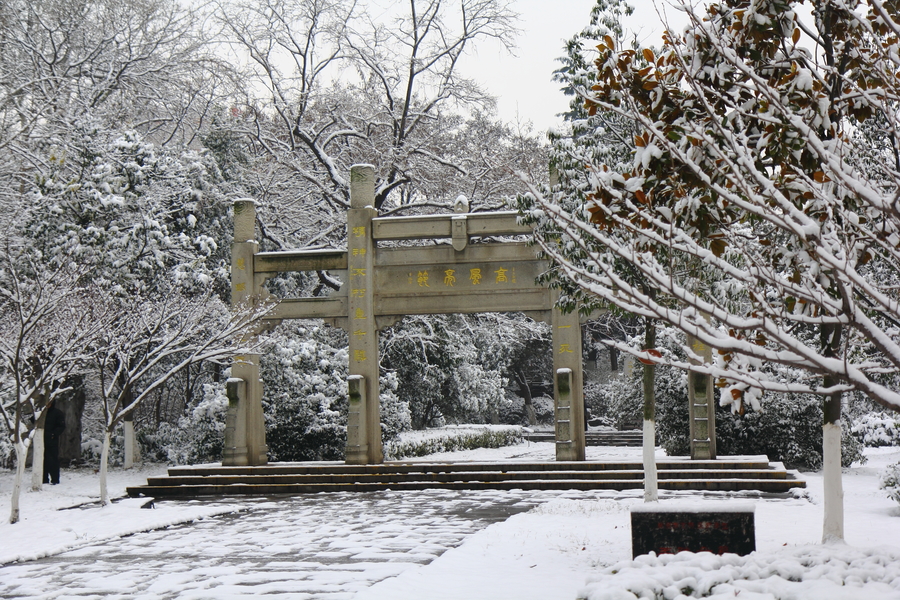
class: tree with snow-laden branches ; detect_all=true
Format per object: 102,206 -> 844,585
88,287 -> 271,505
0,253 -> 110,524
519,0 -> 900,542
213,0 -> 543,251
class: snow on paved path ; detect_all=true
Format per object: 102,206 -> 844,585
0,489 -> 547,599
3,443 -> 900,600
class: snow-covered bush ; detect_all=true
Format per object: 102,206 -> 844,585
384,425 -> 524,460
382,313 -> 549,429
577,545 -> 900,600
261,323 -> 411,462
81,426 -> 126,466
852,412 -> 900,447
150,383 -> 229,465
0,434 -> 13,469
881,462 -> 900,505
498,391 -> 555,426
262,325 -> 350,461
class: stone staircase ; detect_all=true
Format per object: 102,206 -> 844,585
127,458 -> 804,499
525,429 -> 644,446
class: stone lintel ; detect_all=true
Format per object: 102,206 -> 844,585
254,250 -> 349,273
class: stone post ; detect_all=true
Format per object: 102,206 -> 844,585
346,165 -> 383,464
123,414 -> 140,469
223,199 -> 268,466
552,296 -> 585,461
687,330 -> 717,460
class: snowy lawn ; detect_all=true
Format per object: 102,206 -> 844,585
1,443 -> 899,600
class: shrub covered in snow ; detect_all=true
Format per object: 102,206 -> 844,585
657,384 -> 865,470
0,435 -> 12,470
881,462 -> 900,506
498,391 -> 555,426
382,313 -> 546,429
148,383 -> 230,465
383,425 -> 524,460
852,412 -> 900,447
262,324 -> 410,462
577,545 -> 900,600
591,370 -> 647,430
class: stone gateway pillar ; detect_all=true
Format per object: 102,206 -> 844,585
687,332 -> 716,460
223,199 -> 268,466
345,165 -> 383,464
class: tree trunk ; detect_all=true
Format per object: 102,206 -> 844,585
10,441 -> 27,524
100,431 -> 111,506
642,318 -> 658,503
821,322 -> 844,543
30,428 -> 44,492
515,367 -> 537,426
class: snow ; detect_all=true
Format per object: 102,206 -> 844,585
1,444 -> 900,599
630,501 -> 755,514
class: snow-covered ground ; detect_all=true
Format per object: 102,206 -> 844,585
1,443 -> 899,599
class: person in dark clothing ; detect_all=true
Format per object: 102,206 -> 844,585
43,402 -> 66,485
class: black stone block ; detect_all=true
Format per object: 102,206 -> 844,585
631,507 -> 755,557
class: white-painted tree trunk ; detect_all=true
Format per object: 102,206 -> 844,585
643,419 -> 658,502
30,429 -> 44,491
822,421 -> 844,543
10,441 -> 27,524
99,431 -> 111,506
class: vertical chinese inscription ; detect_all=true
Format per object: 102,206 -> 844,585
346,164 -> 382,464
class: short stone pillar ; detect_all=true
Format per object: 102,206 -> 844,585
631,503 -> 755,557
123,415 -> 141,469
552,296 -> 584,461
687,331 -> 716,460
224,355 -> 268,466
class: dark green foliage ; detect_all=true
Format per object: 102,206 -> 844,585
656,383 -> 865,470
607,364 -> 865,470
260,323 -> 411,462
384,426 -> 524,460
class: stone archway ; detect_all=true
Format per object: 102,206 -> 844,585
224,164 -> 587,466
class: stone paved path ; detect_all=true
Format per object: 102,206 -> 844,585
0,489 -> 548,599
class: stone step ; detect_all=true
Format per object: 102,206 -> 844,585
127,458 -> 804,499
162,459 -> 775,477
129,477 -> 801,498
144,468 -> 789,488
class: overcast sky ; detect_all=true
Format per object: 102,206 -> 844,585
459,0 -> 688,133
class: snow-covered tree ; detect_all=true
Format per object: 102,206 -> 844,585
87,287 -> 268,505
546,0 -> 671,501
0,0 -> 224,152
520,0 -> 900,542
25,130 -> 233,298
382,313 -> 547,429
0,252 -> 108,523
213,0 -> 541,250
